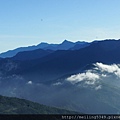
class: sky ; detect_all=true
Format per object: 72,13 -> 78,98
0,0 -> 120,52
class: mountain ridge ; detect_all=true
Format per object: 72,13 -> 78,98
12,49 -> 54,61
0,40 -> 89,58
0,39 -> 120,114
0,95 -> 78,114
2,39 -> 119,84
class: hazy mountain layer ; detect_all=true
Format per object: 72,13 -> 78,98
12,49 -> 54,61
0,39 -> 120,114
9,39 -> 120,83
0,40 -> 89,58
0,95 -> 78,114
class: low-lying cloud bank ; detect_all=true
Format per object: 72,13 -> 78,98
67,71 -> 99,84
66,62 -> 120,87
94,62 -> 120,77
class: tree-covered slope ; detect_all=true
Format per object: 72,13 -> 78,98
0,95 -> 78,114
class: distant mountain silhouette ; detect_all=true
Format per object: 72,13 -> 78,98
0,40 -> 88,58
55,40 -> 75,50
0,43 -> 50,58
70,42 -> 90,50
12,49 -> 54,61
34,40 -> 89,50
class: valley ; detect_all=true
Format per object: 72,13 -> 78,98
0,39 -> 120,114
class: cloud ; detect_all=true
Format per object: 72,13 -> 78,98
101,74 -> 107,77
115,70 -> 120,77
53,82 -> 62,86
94,62 -> 120,78
94,62 -> 119,73
27,81 -> 32,85
66,71 -> 99,84
66,62 -> 120,87
95,85 -> 102,90
85,80 -> 96,85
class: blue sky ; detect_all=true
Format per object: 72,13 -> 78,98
0,0 -> 120,52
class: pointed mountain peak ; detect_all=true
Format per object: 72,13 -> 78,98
62,39 -> 73,44
37,42 -> 49,48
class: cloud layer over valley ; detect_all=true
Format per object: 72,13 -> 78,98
1,62 -> 120,114
66,62 -> 120,89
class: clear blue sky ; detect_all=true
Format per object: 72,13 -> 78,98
0,0 -> 120,52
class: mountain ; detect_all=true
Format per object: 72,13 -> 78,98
1,62 -> 120,114
38,42 -> 58,50
0,40 -> 88,58
12,49 -> 54,61
0,39 -> 119,83
1,39 -> 120,80
10,39 -> 120,83
70,41 -> 90,50
0,39 -> 120,114
0,43 -> 50,58
55,40 -> 75,50
0,95 -> 78,114
63,62 -> 120,114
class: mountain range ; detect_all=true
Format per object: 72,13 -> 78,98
0,40 -> 89,58
0,39 -> 120,114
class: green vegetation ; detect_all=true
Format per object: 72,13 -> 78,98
0,95 -> 78,114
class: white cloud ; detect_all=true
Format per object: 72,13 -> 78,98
66,62 -> 120,87
115,69 -> 120,78
101,74 -> 107,77
27,81 -> 32,85
53,82 -> 62,86
66,71 -> 99,84
94,62 -> 120,78
95,85 -> 102,90
94,62 -> 119,73
85,80 -> 96,85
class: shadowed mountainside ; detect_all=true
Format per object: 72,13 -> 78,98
0,95 -> 78,114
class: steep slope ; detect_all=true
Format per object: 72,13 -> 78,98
0,95 -> 78,114
1,63 -> 120,114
